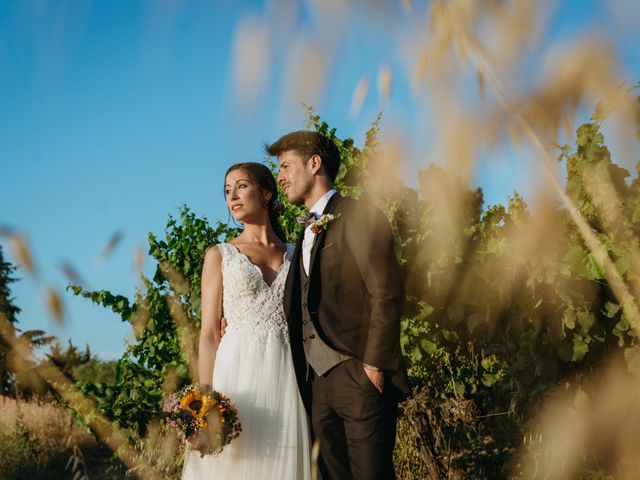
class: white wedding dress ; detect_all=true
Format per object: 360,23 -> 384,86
182,243 -> 311,480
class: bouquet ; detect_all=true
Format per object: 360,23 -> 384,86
163,384 -> 242,457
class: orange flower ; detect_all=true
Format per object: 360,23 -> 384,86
181,390 -> 204,417
198,396 -> 214,420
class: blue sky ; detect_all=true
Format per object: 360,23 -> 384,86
1,0 -> 639,360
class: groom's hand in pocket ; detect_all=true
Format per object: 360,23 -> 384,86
363,364 -> 384,393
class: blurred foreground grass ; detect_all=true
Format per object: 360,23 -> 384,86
0,396 -> 626,479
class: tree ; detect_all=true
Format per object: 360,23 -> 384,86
0,245 -> 56,396
42,339 -> 116,384
0,245 -> 21,394
0,245 -> 21,324
45,340 -> 93,380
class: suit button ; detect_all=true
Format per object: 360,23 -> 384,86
302,302 -> 307,309
302,320 -> 307,325
302,336 -> 307,342
309,334 -> 315,339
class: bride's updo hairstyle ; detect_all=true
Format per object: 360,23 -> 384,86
224,162 -> 287,242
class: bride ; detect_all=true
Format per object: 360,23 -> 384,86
182,162 -> 311,479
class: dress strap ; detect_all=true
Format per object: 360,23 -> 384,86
216,243 -> 237,274
216,242 -> 233,258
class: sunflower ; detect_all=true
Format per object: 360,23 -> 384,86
197,396 -> 216,422
181,390 -> 204,417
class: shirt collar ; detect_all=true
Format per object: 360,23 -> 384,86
309,189 -> 337,218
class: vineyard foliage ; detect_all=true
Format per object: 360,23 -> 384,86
69,90 -> 640,440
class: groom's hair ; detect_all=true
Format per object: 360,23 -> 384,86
264,131 -> 341,183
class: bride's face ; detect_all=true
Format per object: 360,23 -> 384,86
225,169 -> 270,223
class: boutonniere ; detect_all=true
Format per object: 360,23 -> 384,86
309,213 -> 341,234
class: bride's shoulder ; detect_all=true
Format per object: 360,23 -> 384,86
201,245 -> 224,278
204,244 -> 226,261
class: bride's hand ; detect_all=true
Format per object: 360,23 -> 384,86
220,317 -> 227,337
186,433 -> 205,452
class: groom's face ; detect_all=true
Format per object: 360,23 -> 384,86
277,150 -> 314,206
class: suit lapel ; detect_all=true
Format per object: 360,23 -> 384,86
307,193 -> 342,279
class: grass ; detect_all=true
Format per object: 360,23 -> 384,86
7,393 -> 612,480
0,395 -> 515,480
0,396 -> 127,480
1,394 -> 436,480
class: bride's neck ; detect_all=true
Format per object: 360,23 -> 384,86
239,222 -> 279,245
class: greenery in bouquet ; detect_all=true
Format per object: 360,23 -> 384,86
163,384 -> 242,457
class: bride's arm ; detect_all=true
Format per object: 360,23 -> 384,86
198,246 -> 223,388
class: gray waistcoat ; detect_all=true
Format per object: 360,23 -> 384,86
300,257 -> 351,377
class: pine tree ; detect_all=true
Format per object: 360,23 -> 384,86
0,244 -> 21,324
0,245 -> 55,396
0,245 -> 21,394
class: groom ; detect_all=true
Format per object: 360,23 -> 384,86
266,131 -> 410,479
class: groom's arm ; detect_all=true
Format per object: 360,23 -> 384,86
344,199 -> 404,372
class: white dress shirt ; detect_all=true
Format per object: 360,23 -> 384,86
302,189 -> 336,275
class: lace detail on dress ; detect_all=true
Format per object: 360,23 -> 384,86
217,243 -> 293,342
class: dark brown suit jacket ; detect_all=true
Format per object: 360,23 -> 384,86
283,193 -> 410,410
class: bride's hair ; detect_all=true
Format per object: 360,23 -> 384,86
224,162 -> 287,242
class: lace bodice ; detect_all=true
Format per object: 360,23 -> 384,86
217,243 -> 293,341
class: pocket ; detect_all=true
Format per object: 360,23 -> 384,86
320,248 -> 339,265
352,360 -> 381,395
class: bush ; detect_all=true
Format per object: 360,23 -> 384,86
66,89 -> 640,476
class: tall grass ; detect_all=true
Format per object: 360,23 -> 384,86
0,396 -> 126,480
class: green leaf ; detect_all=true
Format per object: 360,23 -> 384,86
576,309 -> 595,333
571,336 -> 589,362
420,339 -> 437,355
452,380 -> 466,397
411,346 -> 423,362
613,316 -> 630,346
603,301 -> 621,319
562,309 -> 576,331
441,329 -> 460,342
481,355 -> 495,371
481,372 -> 499,387
584,254 -> 605,280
